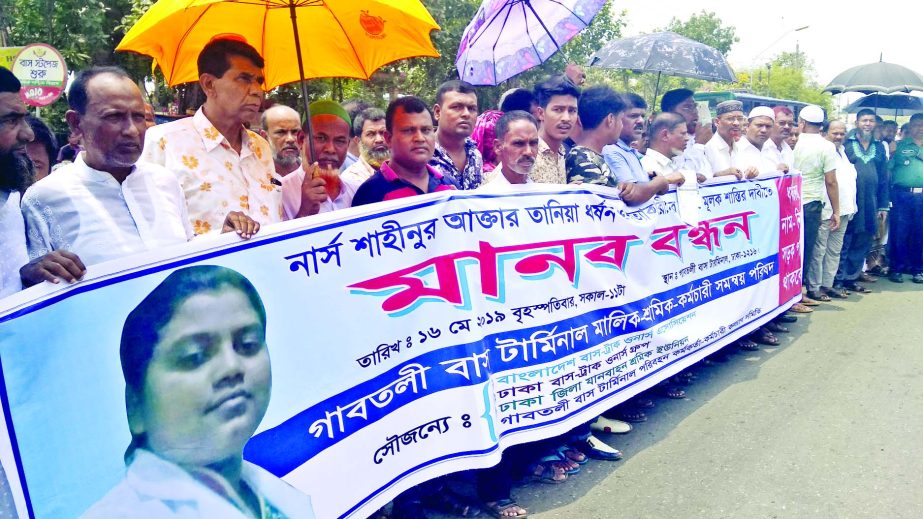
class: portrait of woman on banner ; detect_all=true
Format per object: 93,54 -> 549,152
82,265 -> 314,519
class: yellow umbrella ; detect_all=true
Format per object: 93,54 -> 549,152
117,0 -> 441,156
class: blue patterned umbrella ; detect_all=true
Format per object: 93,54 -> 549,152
456,0 -> 607,86
588,31 -> 737,99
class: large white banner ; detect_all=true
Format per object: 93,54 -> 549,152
0,176 -> 803,518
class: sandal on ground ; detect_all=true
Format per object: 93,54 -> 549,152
658,384 -> 686,399
805,290 -> 830,302
823,286 -> 848,299
484,499 -> 528,518
614,407 -> 647,423
789,303 -> 814,313
555,444 -> 588,465
421,488 -> 481,517
736,338 -> 760,351
843,281 -> 872,293
765,321 -> 789,333
800,295 -> 821,306
525,458 -> 567,484
751,328 -> 780,346
630,396 -> 655,409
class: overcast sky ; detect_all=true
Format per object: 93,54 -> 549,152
612,0 -> 923,105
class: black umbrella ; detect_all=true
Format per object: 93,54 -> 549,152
824,59 -> 923,94
587,31 -> 737,101
844,93 -> 923,116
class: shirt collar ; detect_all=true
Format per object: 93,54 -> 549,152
380,161 -> 442,182
73,152 -> 135,185
538,137 -> 564,157
193,107 -> 253,156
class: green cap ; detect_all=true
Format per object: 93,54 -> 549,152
308,99 -> 351,127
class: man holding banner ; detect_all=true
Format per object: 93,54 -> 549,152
20,67 -> 260,270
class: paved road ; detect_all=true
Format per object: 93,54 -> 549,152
511,281 -> 923,519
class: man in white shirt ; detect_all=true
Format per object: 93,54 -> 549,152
2,66 -> 91,294
807,120 -> 857,300
21,67 -> 259,270
734,106 -> 778,177
280,99 -> 359,219
762,106 -> 795,171
638,112 -> 688,186
340,107 -> 389,186
260,104 -> 302,177
660,89 -> 711,182
704,100 -> 746,180
143,38 -> 284,233
481,110 -> 539,186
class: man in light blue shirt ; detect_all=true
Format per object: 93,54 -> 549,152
602,92 -> 649,184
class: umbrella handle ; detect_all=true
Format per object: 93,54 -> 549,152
289,4 -> 316,162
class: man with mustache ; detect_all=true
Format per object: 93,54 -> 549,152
836,108 -> 889,290
430,80 -> 483,190
887,113 -> 923,283
661,88 -> 712,182
341,107 -> 389,186
20,67 -> 259,274
704,100 -> 746,181
530,75 -> 579,185
280,100 -> 356,219
260,104 -> 302,177
481,110 -> 539,186
733,106 -> 777,179
762,106 -> 795,172
143,37 -> 282,234
602,92 -> 679,204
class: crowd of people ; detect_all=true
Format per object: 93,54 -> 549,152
1,36 -> 922,519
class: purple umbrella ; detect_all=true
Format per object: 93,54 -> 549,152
456,0 -> 607,86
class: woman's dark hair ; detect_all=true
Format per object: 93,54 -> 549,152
26,116 -> 58,166
120,265 -> 266,458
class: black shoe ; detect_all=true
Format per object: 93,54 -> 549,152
889,272 -> 904,283
913,273 -> 923,284
776,314 -> 798,323
843,281 -> 872,293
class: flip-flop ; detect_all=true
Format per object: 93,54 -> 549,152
484,499 -> 529,519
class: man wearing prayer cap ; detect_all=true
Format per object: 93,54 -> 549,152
280,99 -> 360,219
704,100 -> 746,180
733,106 -> 778,179
794,104 -> 840,301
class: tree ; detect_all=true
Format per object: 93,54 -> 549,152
664,10 -> 739,55
733,51 -> 832,113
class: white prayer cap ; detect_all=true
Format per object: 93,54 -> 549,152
799,105 -> 825,124
748,106 -> 775,121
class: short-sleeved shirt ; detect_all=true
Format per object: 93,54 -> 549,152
889,139 -> 923,188
566,145 -> 616,187
530,137 -> 567,184
351,161 -> 459,207
794,132 -> 839,203
602,139 -> 649,183
429,138 -> 483,190
142,107 -> 283,233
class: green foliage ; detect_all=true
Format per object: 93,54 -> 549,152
732,51 -> 832,113
664,10 -> 739,55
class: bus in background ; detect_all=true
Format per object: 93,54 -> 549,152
694,91 -> 809,119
